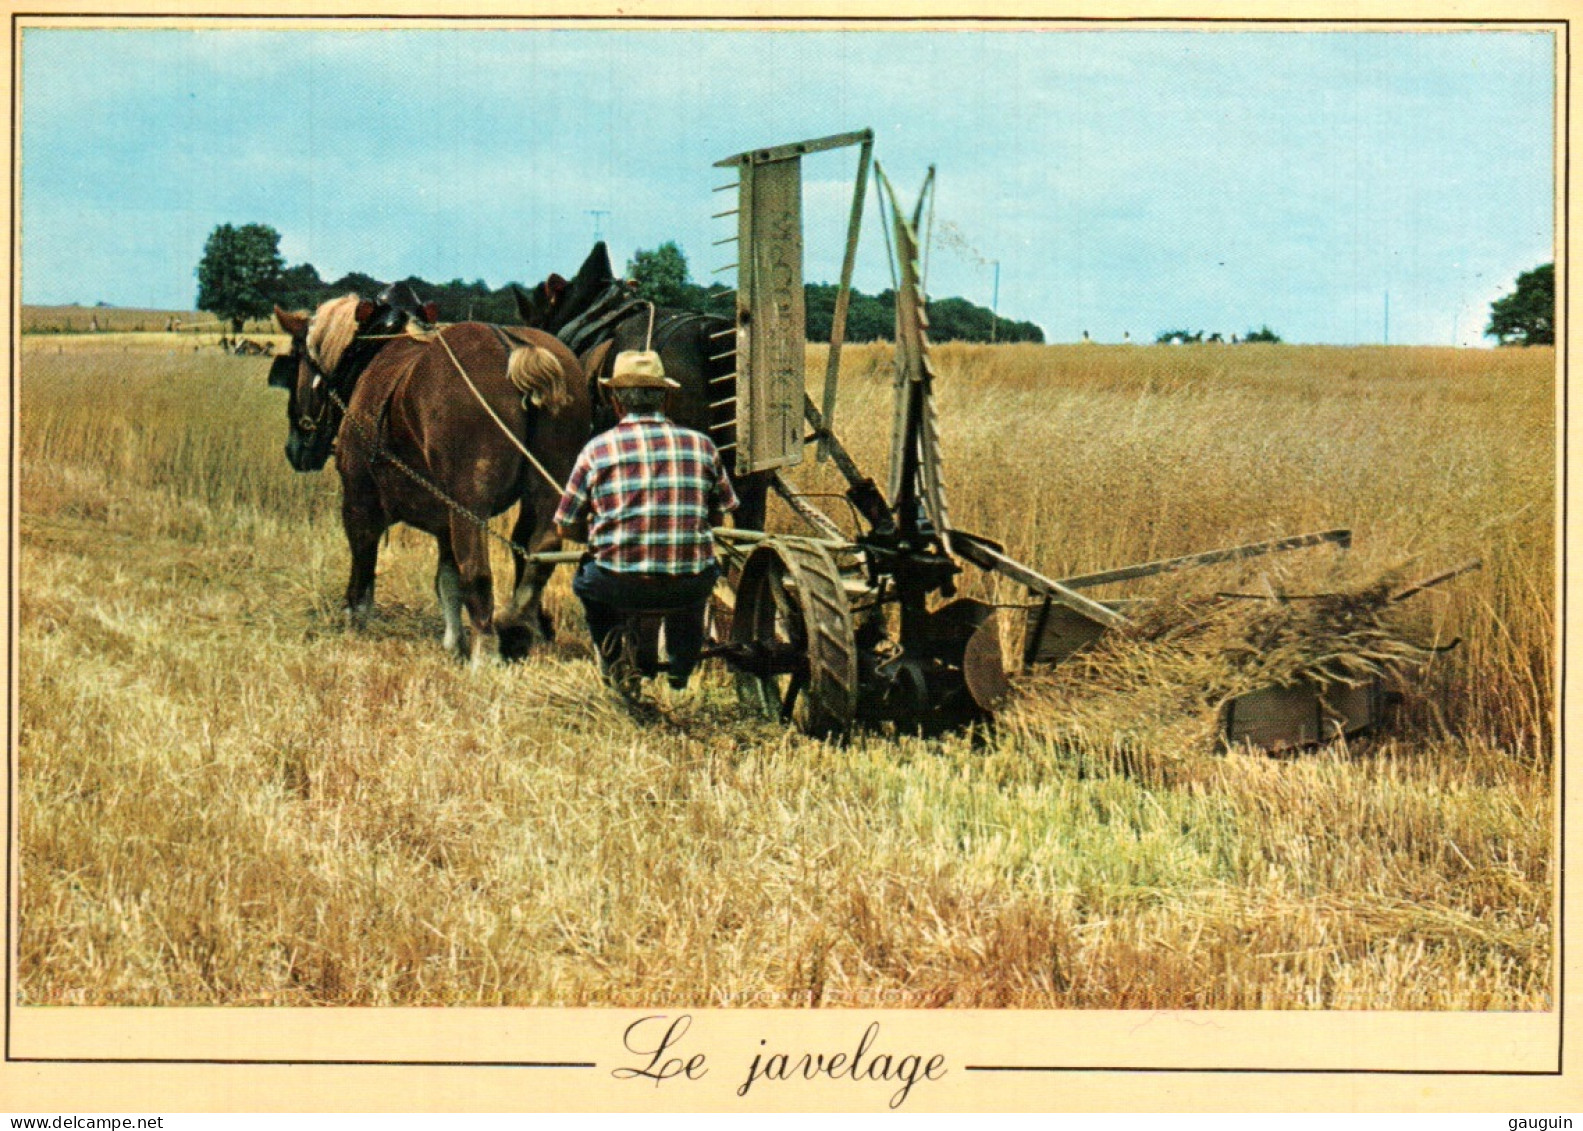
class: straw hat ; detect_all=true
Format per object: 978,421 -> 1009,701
604,350 -> 680,390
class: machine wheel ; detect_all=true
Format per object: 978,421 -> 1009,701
730,536 -> 860,736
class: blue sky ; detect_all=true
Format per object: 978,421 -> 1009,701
21,25 -> 1555,345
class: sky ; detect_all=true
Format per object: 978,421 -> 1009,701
20,25 -> 1556,346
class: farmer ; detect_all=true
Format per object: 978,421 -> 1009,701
555,349 -> 738,693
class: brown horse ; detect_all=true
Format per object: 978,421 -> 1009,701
272,295 -> 589,662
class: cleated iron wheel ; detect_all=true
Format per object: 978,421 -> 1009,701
730,536 -> 860,737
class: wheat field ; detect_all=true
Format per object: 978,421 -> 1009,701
15,331 -> 1555,1009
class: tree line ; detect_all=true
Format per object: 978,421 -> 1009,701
199,224 -> 1554,349
197,224 -> 1045,344
626,242 -> 1044,343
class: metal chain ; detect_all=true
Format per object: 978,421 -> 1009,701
324,384 -> 543,563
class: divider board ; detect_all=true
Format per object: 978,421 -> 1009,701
734,155 -> 806,474
714,130 -> 871,476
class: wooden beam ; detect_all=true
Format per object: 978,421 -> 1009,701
713,527 -> 852,552
819,136 -> 873,462
954,538 -> 1130,629
1056,529 -> 1353,591
714,129 -> 874,168
803,395 -> 878,497
1391,558 -> 1482,602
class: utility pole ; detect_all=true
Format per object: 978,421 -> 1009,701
1383,290 -> 1390,345
991,260 -> 1000,344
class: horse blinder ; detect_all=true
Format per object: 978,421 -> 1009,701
267,354 -> 296,390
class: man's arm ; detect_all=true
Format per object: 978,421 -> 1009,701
708,443 -> 741,525
554,450 -> 593,543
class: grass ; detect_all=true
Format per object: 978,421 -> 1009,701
15,336 -> 1555,1008
21,304 -> 276,335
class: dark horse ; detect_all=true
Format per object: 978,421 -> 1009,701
514,242 -> 771,530
270,293 -> 589,662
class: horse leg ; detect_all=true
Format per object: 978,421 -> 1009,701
342,494 -> 385,630
497,496 -> 559,661
450,515 -> 497,667
434,533 -> 467,660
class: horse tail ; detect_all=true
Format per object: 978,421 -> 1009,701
507,344 -> 572,413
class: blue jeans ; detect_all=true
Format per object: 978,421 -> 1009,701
571,560 -> 720,687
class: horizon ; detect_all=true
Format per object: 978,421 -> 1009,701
20,24 -> 1556,347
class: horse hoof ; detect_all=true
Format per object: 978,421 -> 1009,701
498,624 -> 536,663
469,632 -> 500,668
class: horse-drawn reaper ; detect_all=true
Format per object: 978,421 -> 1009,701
267,129 -> 1468,748
558,128 -> 1465,745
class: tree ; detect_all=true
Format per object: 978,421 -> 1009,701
195,223 -> 286,333
273,262 -> 325,312
322,271 -> 383,301
1244,325 -> 1282,343
628,241 -> 691,308
1486,263 -> 1554,346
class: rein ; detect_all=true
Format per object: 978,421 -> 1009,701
299,317 -> 571,564
310,320 -> 568,496
430,328 -> 567,496
321,379 -> 545,565
295,347 -> 348,436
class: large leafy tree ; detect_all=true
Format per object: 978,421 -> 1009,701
195,223 -> 286,332
628,241 -> 691,308
1486,263 -> 1554,346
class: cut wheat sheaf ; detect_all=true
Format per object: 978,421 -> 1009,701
1005,568 -> 1453,764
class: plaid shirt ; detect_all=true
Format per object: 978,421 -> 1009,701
555,413 -> 739,574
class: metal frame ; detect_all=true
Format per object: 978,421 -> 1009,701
697,128 -> 1459,745
699,128 -> 1382,738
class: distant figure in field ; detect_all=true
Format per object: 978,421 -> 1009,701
1081,330 -> 1090,343
88,315 -> 99,333
1122,331 -> 1132,344
1230,333 -> 1240,345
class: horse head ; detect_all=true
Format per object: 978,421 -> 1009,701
515,241 -> 615,334
376,281 -> 439,328
270,293 -> 406,472
512,275 -> 566,330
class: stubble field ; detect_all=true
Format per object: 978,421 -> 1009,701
15,331 -> 1556,1009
